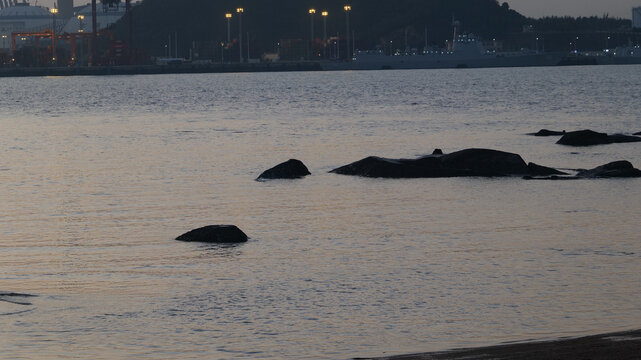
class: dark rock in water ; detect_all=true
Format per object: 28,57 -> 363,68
525,160 -> 641,180
635,131 -> 641,136
256,159 -> 311,180
176,225 -> 248,243
432,148 -> 443,155
527,162 -> 568,176
557,129 -> 641,146
330,148 -> 555,178
529,129 -> 566,136
557,129 -> 610,146
438,148 -> 530,176
330,156 -> 473,178
576,161 -> 641,178
607,134 -> 641,143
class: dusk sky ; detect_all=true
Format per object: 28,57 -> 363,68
36,0 -> 639,19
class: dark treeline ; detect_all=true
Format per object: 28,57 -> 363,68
112,0 -> 635,58
531,16 -> 631,33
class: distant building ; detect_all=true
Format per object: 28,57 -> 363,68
634,7 -> 641,29
0,1 -> 139,50
0,2 -> 51,50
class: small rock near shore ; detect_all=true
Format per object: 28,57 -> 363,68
176,225 -> 248,243
257,159 -> 311,180
529,129 -> 566,136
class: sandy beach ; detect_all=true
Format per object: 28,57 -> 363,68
357,329 -> 641,359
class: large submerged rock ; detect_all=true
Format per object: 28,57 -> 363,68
330,148 -> 566,178
176,225 -> 248,243
556,130 -> 641,146
256,159 -> 311,180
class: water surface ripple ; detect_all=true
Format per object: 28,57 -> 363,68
1,66 -> 640,359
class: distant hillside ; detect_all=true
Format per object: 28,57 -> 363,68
113,0 -> 526,57
111,0 -> 636,59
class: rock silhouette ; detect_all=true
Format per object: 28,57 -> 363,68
556,130 -> 641,146
330,148 -> 566,178
257,159 -> 311,180
529,129 -> 566,136
576,161 -> 641,178
525,161 -> 641,180
176,225 -> 248,243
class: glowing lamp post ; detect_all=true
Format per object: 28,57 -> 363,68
78,14 -> 85,32
225,13 -> 232,43
236,7 -> 244,62
309,9 -> 316,59
344,5 -> 351,61
307,9 -> 316,59
322,11 -> 328,59
50,8 -> 58,64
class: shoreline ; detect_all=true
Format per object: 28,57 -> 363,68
354,329 -> 641,359
0,62 -> 323,78
1,58 -> 640,78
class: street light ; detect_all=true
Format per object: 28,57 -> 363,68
236,7 -> 244,62
309,9 -> 316,59
78,14 -> 85,32
322,11 -> 328,59
225,13 -> 232,43
344,5 -> 351,61
50,8 -> 58,64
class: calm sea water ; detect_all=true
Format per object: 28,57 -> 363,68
1,66 -> 640,359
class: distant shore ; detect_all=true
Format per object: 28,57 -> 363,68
356,329 -> 641,360
0,62 -> 323,78
2,57 -> 641,78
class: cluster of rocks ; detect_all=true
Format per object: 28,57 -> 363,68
330,148 -> 564,178
178,130 -> 640,243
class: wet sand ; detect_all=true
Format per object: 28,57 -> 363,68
356,329 -> 641,359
